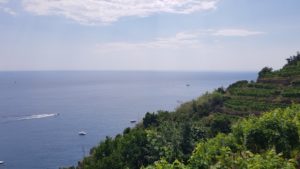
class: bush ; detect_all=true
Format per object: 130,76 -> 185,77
232,106 -> 300,157
258,67 -> 273,78
143,112 -> 159,128
210,115 -> 232,135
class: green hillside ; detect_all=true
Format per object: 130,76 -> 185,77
63,52 -> 300,169
222,52 -> 300,115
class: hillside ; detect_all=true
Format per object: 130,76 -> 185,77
222,52 -> 300,115
64,52 -> 300,169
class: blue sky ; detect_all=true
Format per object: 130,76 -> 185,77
0,0 -> 299,71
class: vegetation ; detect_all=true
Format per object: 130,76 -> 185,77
146,105 -> 300,169
258,52 -> 300,78
64,52 -> 300,169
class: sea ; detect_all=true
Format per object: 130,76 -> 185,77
0,71 -> 256,169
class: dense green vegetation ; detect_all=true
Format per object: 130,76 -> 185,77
63,52 -> 300,169
145,105 -> 300,169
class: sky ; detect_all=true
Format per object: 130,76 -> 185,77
0,0 -> 300,71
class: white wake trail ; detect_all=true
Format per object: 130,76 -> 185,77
16,113 -> 59,120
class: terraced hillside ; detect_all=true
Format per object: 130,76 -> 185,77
221,52 -> 300,115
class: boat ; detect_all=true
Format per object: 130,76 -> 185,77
130,120 -> 137,123
0,161 -> 4,164
78,131 -> 87,136
186,84 -> 190,87
177,100 -> 183,104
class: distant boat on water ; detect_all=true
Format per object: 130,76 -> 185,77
0,161 -> 4,164
78,131 -> 87,136
130,120 -> 137,123
186,84 -> 190,87
177,100 -> 183,104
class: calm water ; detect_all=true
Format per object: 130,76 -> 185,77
0,71 -> 256,169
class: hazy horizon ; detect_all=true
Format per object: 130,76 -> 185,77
1,0 -> 299,71
0,69 -> 259,73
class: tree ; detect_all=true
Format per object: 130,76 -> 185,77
121,129 -> 149,169
258,67 -> 273,78
180,122 -> 193,162
233,106 -> 300,157
285,51 -> 300,67
210,115 -> 231,136
143,112 -> 158,128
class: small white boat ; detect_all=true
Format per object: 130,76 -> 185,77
0,161 -> 4,164
78,131 -> 87,136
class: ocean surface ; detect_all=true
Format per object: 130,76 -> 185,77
0,71 -> 256,169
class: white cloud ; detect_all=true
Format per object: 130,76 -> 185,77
92,28 -> 266,70
22,0 -> 219,25
213,29 -> 264,37
0,0 -> 16,15
91,29 -> 271,71
95,31 -> 204,52
96,29 -> 264,52
1,7 -> 16,15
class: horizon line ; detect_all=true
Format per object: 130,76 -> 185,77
0,69 -> 259,73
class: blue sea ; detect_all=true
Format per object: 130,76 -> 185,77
0,71 -> 256,169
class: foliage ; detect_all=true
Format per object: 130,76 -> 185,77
228,80 -> 249,89
210,114 -> 232,135
175,91 -> 224,118
258,52 -> 300,78
143,159 -> 188,169
143,112 -> 159,128
79,128 -> 153,169
233,106 -> 300,157
189,133 -> 240,168
285,52 -> 300,67
258,67 -> 273,78
147,105 -> 300,169
192,92 -> 224,117
180,122 -> 193,161
282,88 -> 300,97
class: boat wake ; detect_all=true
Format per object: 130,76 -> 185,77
16,113 -> 59,121
0,113 -> 60,123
